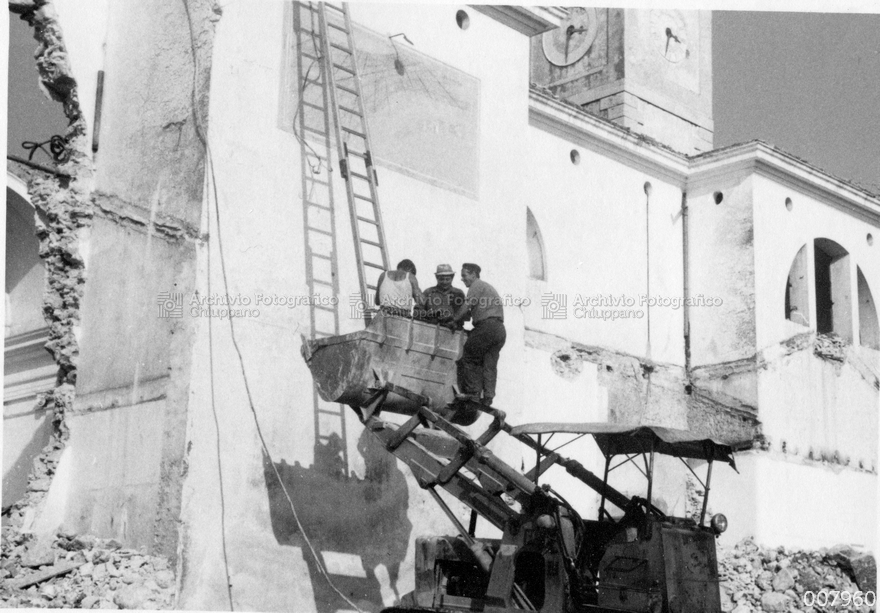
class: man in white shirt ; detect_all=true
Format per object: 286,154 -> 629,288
375,259 -> 423,317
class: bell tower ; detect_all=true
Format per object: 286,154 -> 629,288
530,8 -> 713,155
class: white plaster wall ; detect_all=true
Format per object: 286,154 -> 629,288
522,126 -> 685,366
757,346 -> 877,472
748,174 -> 879,544
53,0 -> 109,160
686,174 -> 757,368
712,451 -> 877,551
751,174 -> 880,352
179,4 -> 540,610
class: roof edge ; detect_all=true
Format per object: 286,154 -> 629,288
529,87 -> 690,185
470,5 -> 560,36
528,88 -> 880,224
690,141 -> 880,225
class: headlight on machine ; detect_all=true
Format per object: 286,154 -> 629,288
711,513 -> 728,535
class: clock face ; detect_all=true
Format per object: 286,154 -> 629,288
651,10 -> 690,64
645,9 -> 701,93
542,8 -> 599,67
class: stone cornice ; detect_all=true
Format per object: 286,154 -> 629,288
689,142 -> 880,226
529,89 -> 880,227
470,6 -> 560,36
529,88 -> 690,187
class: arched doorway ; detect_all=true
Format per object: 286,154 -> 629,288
4,174 -> 57,508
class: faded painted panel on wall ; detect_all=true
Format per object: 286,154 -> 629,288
281,5 -> 481,198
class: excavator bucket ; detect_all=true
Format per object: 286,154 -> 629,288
301,310 -> 477,424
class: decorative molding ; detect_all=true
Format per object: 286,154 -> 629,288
3,328 -> 56,406
470,5 -> 559,36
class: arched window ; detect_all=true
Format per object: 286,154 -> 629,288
813,238 -> 852,341
6,186 -> 47,338
526,207 -> 546,281
857,266 -> 879,350
784,244 -> 809,326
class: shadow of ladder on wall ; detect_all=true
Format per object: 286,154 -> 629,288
294,1 -> 391,477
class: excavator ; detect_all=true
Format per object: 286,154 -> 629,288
301,311 -> 737,613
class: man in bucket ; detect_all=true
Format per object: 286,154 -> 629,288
418,263 -> 467,329
453,263 -> 505,406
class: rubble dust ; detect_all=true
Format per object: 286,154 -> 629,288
0,527 -> 176,609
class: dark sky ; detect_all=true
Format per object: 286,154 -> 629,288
5,8 -> 880,192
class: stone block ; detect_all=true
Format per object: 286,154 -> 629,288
772,567 -> 796,592
599,93 -> 624,110
761,591 -> 789,612
850,554 -> 876,592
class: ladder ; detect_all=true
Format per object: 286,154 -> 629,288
293,1 -> 349,476
315,1 -> 390,313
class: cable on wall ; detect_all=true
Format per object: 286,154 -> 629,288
181,0 -> 235,609
183,2 -> 366,610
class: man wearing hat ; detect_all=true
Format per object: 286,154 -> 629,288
417,263 -> 467,328
453,263 -> 506,406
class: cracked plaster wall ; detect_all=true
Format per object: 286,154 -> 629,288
4,0 -> 93,532
23,0 -> 220,562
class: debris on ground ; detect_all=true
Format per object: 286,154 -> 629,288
0,526 -> 176,609
719,537 -> 876,613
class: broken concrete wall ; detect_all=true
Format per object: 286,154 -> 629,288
3,1 -> 93,533
523,327 -> 758,444
30,0 -> 219,561
757,336 -> 878,472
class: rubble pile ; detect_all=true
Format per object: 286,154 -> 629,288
719,538 -> 877,613
0,528 -> 176,609
813,333 -> 847,363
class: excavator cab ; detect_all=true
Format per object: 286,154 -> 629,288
502,423 -> 736,613
389,423 -> 737,613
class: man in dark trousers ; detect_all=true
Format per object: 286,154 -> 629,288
453,263 -> 505,406
418,263 -> 467,328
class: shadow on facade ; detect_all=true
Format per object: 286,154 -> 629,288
2,409 -> 52,509
263,429 -> 412,612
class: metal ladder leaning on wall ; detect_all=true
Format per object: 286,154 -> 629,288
293,1 -> 390,474
293,0 -> 347,475
315,1 -> 390,313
